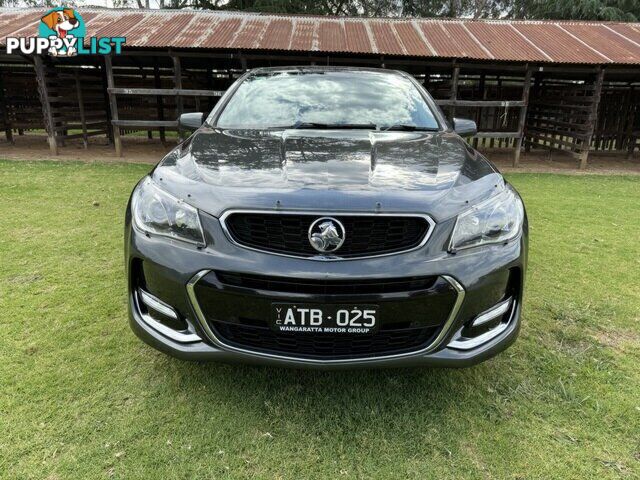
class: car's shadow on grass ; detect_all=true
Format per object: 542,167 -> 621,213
150,355 -> 501,435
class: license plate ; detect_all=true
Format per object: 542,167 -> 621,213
271,303 -> 379,334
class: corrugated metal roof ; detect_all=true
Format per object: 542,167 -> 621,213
465,22 -> 546,61
344,21 -> 371,53
0,11 -> 40,39
561,23 -> 638,63
610,23 -> 640,46
417,22 -> 466,58
511,23 -> 609,64
2,8 -> 640,65
440,22 -> 493,59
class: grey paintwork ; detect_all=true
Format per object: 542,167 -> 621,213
126,66 -> 527,367
152,128 -> 501,223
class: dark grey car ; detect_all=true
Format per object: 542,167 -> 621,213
125,67 -> 527,368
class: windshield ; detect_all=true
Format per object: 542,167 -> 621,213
215,70 -> 440,130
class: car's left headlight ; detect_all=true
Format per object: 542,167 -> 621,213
449,185 -> 524,252
131,177 -> 205,246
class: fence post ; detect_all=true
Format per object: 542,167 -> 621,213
74,70 -> 88,149
0,66 -> 13,143
579,67 -> 605,169
154,61 -> 166,144
172,55 -> 183,140
104,55 -> 122,157
513,65 -> 532,167
449,62 -> 459,121
33,55 -> 57,155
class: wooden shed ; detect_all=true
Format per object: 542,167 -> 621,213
1,8 -> 639,167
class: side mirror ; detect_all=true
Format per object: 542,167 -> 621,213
453,118 -> 477,137
178,112 -> 204,131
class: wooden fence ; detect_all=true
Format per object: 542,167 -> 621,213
1,51 -> 639,167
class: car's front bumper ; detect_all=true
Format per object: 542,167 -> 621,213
129,295 -> 522,368
126,211 -> 527,369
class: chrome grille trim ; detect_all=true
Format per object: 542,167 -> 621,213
186,270 -> 465,365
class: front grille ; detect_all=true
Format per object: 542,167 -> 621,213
211,320 -> 440,360
215,271 -> 438,295
223,212 -> 432,258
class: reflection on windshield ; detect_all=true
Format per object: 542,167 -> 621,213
216,70 -> 439,130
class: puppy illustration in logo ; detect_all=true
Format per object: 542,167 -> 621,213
40,8 -> 80,56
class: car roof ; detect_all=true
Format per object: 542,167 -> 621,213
246,66 -> 408,77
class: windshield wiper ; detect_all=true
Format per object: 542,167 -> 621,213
382,124 -> 439,132
288,121 -> 377,130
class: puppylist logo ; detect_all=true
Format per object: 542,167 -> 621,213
6,7 -> 125,57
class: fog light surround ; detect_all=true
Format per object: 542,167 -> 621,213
136,289 -> 201,343
448,298 -> 514,351
471,297 -> 512,328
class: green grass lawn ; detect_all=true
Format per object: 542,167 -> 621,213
1,159 -> 638,479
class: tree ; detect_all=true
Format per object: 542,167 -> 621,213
400,0 -> 509,18
521,0 -> 640,21
91,0 -> 640,22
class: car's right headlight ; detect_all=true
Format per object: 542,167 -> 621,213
449,185 -> 524,252
131,177 -> 205,246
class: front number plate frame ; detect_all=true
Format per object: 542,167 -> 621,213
270,303 -> 379,335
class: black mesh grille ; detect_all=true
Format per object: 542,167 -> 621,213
215,271 -> 438,295
211,320 -> 439,359
224,213 -> 431,258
